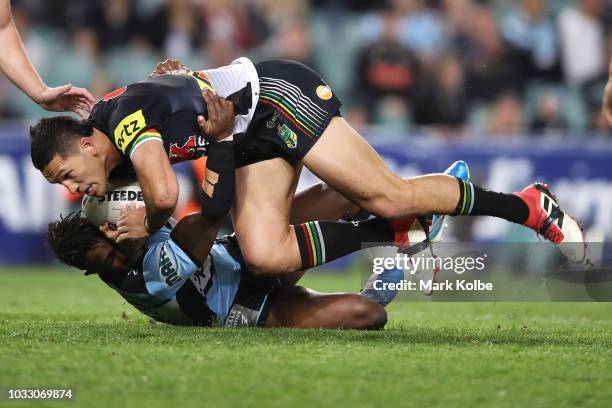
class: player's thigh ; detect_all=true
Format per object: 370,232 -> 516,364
233,158 -> 302,255
302,117 -> 405,207
290,182 -> 360,224
265,286 -> 387,329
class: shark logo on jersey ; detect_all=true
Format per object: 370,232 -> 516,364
159,244 -> 181,286
225,308 -> 249,327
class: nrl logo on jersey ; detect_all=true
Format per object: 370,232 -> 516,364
277,124 -> 297,149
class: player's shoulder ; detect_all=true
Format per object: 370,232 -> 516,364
92,84 -> 167,158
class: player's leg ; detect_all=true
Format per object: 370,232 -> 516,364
304,117 -> 585,262
290,182 -> 361,224
264,286 -> 387,330
232,157 -> 303,274
304,117 -> 489,217
233,157 -> 428,276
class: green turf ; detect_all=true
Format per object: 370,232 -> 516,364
0,267 -> 611,408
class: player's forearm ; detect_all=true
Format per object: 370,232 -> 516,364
171,213 -> 220,265
602,57 -> 612,124
200,141 -> 235,222
143,184 -> 178,233
138,166 -> 179,232
0,19 -> 46,103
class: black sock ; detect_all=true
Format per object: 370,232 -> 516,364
453,178 -> 529,224
294,218 -> 394,269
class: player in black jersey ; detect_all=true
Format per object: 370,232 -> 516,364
30,58 -> 586,278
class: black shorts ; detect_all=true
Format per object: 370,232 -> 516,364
221,237 -> 282,327
235,60 -> 343,167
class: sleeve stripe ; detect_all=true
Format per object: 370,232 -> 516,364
128,135 -> 164,158
126,128 -> 162,156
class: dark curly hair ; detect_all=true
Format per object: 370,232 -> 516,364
47,211 -> 104,270
30,116 -> 94,171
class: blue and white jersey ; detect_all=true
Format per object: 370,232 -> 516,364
100,224 -> 249,326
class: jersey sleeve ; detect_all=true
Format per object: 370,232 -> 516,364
141,238 -> 201,299
108,99 -> 164,159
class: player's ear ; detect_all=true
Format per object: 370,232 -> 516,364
79,137 -> 97,156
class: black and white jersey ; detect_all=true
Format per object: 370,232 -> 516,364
89,57 -> 259,163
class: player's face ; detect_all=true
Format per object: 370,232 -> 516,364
80,239 -> 137,275
43,149 -> 108,197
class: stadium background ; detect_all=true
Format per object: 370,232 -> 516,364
0,0 -> 610,263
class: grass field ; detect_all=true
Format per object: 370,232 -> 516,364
1,267 -> 611,408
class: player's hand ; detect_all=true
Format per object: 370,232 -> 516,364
603,61 -> 612,125
36,84 -> 94,119
99,222 -> 120,242
150,58 -> 191,77
197,89 -> 235,142
604,82 -> 612,125
116,204 -> 150,245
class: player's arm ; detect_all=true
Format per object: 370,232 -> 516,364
603,56 -> 612,125
167,98 -> 236,269
169,214 -> 220,265
197,90 -> 236,222
117,140 -> 179,243
117,90 -> 235,243
0,0 -> 93,117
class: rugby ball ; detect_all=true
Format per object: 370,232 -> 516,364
81,179 -> 145,227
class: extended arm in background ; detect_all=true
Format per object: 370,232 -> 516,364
603,57 -> 612,125
0,0 -> 94,117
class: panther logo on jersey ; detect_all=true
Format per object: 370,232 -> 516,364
169,135 -> 208,163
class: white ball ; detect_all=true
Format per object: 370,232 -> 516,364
81,179 -> 145,227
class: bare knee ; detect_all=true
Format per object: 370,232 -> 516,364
241,244 -> 295,276
344,296 -> 387,330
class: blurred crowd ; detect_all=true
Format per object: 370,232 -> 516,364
1,0 -> 611,137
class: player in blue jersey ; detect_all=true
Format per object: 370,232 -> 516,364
46,197 -> 398,329
46,157 -> 472,327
